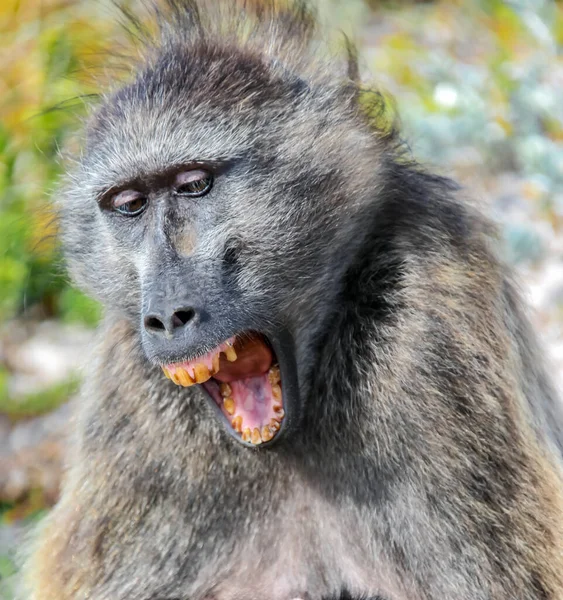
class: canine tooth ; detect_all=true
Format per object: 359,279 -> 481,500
271,384 -> 282,401
193,364 -> 211,383
242,428 -> 251,442
268,365 -> 281,385
231,415 -> 243,432
224,346 -> 237,362
251,428 -> 262,445
262,426 -> 273,442
220,383 -> 232,398
223,397 -> 235,415
177,369 -> 194,387
270,418 -> 280,431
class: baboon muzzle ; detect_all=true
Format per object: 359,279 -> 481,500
140,266 -> 297,448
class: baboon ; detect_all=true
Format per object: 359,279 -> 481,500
23,1 -> 563,599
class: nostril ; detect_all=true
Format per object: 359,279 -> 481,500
143,308 -> 197,335
171,308 -> 196,329
144,315 -> 166,332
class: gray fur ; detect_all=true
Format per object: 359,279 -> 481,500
23,2 -> 563,599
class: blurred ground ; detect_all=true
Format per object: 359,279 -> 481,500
1,0 -> 562,596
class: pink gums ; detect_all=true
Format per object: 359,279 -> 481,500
164,337 -> 235,378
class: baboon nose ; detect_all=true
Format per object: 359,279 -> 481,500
143,307 -> 198,336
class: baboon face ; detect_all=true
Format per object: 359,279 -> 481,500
63,43 -> 376,446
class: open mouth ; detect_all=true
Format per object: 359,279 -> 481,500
162,333 -> 285,445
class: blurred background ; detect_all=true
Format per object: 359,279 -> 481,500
0,0 -> 562,596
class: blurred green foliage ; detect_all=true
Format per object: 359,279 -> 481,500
365,0 -> 563,263
0,371 -> 79,418
0,0 -> 115,326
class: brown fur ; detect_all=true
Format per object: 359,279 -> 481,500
22,2 -> 563,599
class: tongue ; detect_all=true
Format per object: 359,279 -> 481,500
214,335 -> 273,382
204,369 -> 283,444
212,336 -> 282,443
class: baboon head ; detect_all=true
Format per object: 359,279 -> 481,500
61,1 -> 382,447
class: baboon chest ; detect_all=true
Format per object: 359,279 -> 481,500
179,488 -> 406,600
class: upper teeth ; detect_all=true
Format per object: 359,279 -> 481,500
162,339 -> 237,387
224,346 -> 237,362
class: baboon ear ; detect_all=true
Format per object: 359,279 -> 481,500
343,35 -> 360,84
270,58 -> 310,96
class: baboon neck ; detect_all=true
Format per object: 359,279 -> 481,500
300,196 -> 403,432
299,162 -> 464,462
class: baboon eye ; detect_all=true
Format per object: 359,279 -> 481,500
111,190 -> 148,216
174,169 -> 213,197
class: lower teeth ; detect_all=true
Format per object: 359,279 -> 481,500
223,397 -> 235,415
251,428 -> 262,445
262,426 -> 274,442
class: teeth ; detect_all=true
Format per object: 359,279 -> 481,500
251,428 -> 262,445
224,346 -> 237,362
223,397 -> 235,415
268,365 -> 281,385
193,364 -> 211,384
271,384 -> 282,401
230,414 -> 281,440
162,366 -> 196,387
233,416 -> 281,441
164,338 -> 286,445
177,369 -> 195,386
231,415 -> 243,432
220,383 -> 232,398
261,426 -> 273,442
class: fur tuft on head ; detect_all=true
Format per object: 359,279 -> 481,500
108,0 -> 395,139
134,0 -> 316,62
